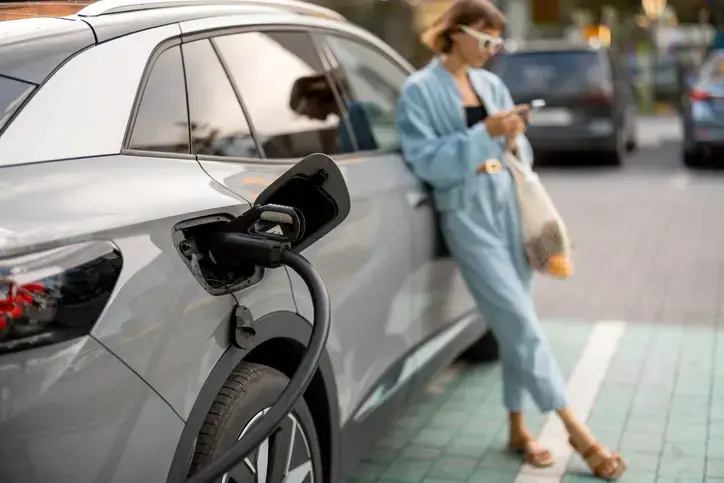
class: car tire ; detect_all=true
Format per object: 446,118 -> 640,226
459,329 -> 499,363
603,129 -> 626,166
625,132 -> 638,153
189,363 -> 323,483
684,147 -> 704,169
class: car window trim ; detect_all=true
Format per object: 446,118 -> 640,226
186,146 -> 396,166
121,37 -> 193,157
181,23 -> 409,161
123,148 -> 197,161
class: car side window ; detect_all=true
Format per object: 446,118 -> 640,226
128,46 -> 190,154
213,31 -> 353,159
322,35 -> 409,153
182,38 -> 260,158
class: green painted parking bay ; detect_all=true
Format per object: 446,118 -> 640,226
344,321 -> 724,483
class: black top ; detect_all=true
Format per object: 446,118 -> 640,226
465,104 -> 488,128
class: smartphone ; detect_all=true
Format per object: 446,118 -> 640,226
530,99 -> 546,110
511,99 -> 545,116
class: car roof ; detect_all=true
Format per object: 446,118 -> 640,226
0,0 -> 348,82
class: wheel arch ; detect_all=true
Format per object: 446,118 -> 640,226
165,310 -> 340,483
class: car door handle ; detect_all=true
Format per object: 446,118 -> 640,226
407,191 -> 429,208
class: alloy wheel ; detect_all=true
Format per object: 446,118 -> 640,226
221,408 -> 314,483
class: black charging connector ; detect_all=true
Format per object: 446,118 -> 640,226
211,232 -> 290,269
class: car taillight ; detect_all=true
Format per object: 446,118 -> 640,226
690,89 -> 710,101
583,91 -> 613,107
0,241 -> 122,355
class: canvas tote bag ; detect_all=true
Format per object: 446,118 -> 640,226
505,149 -> 573,279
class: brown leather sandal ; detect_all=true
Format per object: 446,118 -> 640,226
569,438 -> 627,480
508,437 -> 555,468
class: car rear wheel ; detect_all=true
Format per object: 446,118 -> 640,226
189,363 -> 323,483
459,329 -> 499,363
603,128 -> 626,166
684,145 -> 705,169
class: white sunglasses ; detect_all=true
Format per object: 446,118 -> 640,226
459,25 -> 504,54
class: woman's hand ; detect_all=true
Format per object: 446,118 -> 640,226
483,105 -> 529,138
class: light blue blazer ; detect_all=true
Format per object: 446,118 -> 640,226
395,57 -> 533,212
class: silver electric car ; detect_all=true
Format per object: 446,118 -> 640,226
0,1 -> 497,482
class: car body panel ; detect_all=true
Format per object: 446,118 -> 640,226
0,336 -> 183,483
0,154 -> 299,420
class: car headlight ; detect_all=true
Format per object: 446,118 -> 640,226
0,241 -> 122,355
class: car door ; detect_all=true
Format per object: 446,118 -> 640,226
178,26 -> 418,423
318,33 -> 477,388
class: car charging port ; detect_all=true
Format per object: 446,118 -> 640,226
172,215 -> 263,296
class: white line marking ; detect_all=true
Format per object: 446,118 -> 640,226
670,171 -> 690,191
514,320 -> 627,483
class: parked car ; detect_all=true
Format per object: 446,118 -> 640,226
0,1 -> 497,482
682,50 -> 724,167
487,40 -> 638,165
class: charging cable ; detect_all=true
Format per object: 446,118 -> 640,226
184,232 -> 330,483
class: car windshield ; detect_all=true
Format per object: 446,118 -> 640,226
0,1 -> 92,21
488,50 -> 609,96
0,75 -> 34,132
698,52 -> 724,83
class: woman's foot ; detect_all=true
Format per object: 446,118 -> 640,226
508,432 -> 555,468
568,432 -> 627,480
557,407 -> 627,480
508,413 -> 555,467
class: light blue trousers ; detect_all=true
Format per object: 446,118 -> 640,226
441,168 -> 568,413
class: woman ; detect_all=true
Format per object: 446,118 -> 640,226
395,0 -> 626,479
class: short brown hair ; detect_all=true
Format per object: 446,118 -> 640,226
421,0 -> 506,54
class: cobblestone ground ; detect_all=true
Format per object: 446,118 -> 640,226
346,118 -> 724,483
347,321 -> 724,483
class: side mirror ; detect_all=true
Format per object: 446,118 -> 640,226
223,153 -> 350,253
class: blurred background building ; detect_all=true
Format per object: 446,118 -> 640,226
311,0 -> 723,113
3,0 -> 722,113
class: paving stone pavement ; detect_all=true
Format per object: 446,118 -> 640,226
345,321 -> 724,483
346,118 -> 724,483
